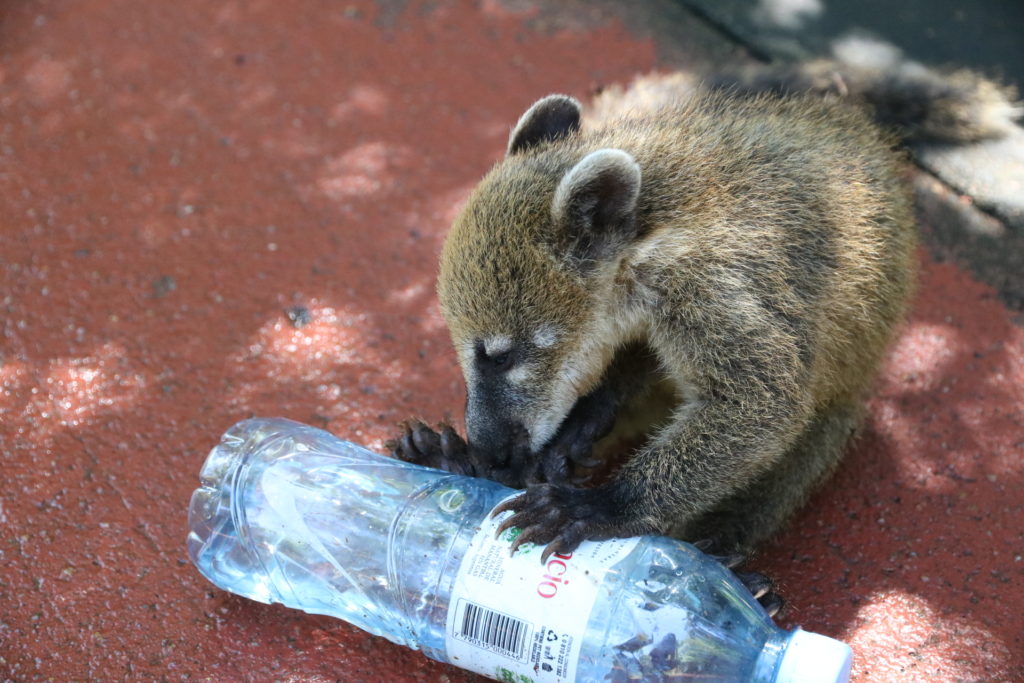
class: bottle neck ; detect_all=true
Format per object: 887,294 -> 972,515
751,628 -> 793,681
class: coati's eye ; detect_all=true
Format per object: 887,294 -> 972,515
474,339 -> 516,372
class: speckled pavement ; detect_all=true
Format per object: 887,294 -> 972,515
1,1 -> 1021,681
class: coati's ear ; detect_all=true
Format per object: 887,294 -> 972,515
507,95 -> 581,156
551,149 -> 641,270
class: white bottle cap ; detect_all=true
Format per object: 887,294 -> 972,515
774,628 -> 853,683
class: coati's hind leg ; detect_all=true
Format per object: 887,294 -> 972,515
678,399 -> 864,618
680,398 -> 865,555
690,539 -> 786,617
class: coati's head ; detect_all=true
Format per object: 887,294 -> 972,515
438,95 -> 643,457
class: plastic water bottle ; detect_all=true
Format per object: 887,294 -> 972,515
187,418 -> 852,682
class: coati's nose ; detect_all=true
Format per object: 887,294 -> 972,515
465,415 -> 527,467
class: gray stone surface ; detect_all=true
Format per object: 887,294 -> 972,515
679,0 -> 1024,86
914,130 -> 1024,231
914,173 -> 1024,311
678,0 -> 1024,310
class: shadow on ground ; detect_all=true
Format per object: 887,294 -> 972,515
756,255 -> 1024,680
2,2 -> 1022,681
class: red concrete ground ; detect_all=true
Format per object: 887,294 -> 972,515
1,1 -> 1021,681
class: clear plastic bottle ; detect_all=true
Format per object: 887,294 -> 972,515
187,418 -> 852,683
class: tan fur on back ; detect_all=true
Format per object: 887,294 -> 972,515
439,80 -> 918,550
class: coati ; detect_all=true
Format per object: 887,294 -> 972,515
389,59 -> 1019,572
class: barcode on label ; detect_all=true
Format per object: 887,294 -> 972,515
453,599 -> 531,661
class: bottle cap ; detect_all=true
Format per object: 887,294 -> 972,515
775,628 -> 853,683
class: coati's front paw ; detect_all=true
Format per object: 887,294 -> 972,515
387,420 -> 532,487
491,484 -> 638,562
387,420 -> 479,477
538,384 -> 619,484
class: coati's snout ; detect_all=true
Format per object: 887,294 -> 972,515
463,338 -> 526,461
463,399 -> 522,465
461,334 -> 572,459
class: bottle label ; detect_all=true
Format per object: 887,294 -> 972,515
445,495 -> 639,682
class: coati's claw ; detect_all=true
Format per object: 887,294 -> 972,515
712,552 -> 747,570
491,483 -> 625,563
691,538 -> 747,570
757,591 -> 786,618
734,569 -> 786,618
386,420 -> 477,477
733,571 -> 774,600
726,566 -> 786,618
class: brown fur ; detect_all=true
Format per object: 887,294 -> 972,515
433,83 -> 920,553
398,54 -> 1008,557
